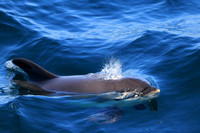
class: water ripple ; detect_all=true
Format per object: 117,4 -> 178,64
0,0 -> 200,132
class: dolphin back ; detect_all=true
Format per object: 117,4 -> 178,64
12,58 -> 57,82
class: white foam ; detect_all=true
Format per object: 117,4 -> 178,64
99,58 -> 122,80
5,60 -> 25,74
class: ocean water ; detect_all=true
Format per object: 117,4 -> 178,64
0,0 -> 200,132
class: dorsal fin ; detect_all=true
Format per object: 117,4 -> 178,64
12,58 -> 57,82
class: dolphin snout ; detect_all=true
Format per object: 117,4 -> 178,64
153,88 -> 160,94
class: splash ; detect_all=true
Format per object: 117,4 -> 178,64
5,60 -> 25,74
99,58 -> 122,80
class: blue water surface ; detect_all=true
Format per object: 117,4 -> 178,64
0,0 -> 200,132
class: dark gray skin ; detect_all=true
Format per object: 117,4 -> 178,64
12,58 -> 159,96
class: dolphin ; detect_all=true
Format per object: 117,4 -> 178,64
11,58 -> 160,97
10,58 -> 160,124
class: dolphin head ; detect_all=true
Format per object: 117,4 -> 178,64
114,85 -> 160,101
140,86 -> 160,97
